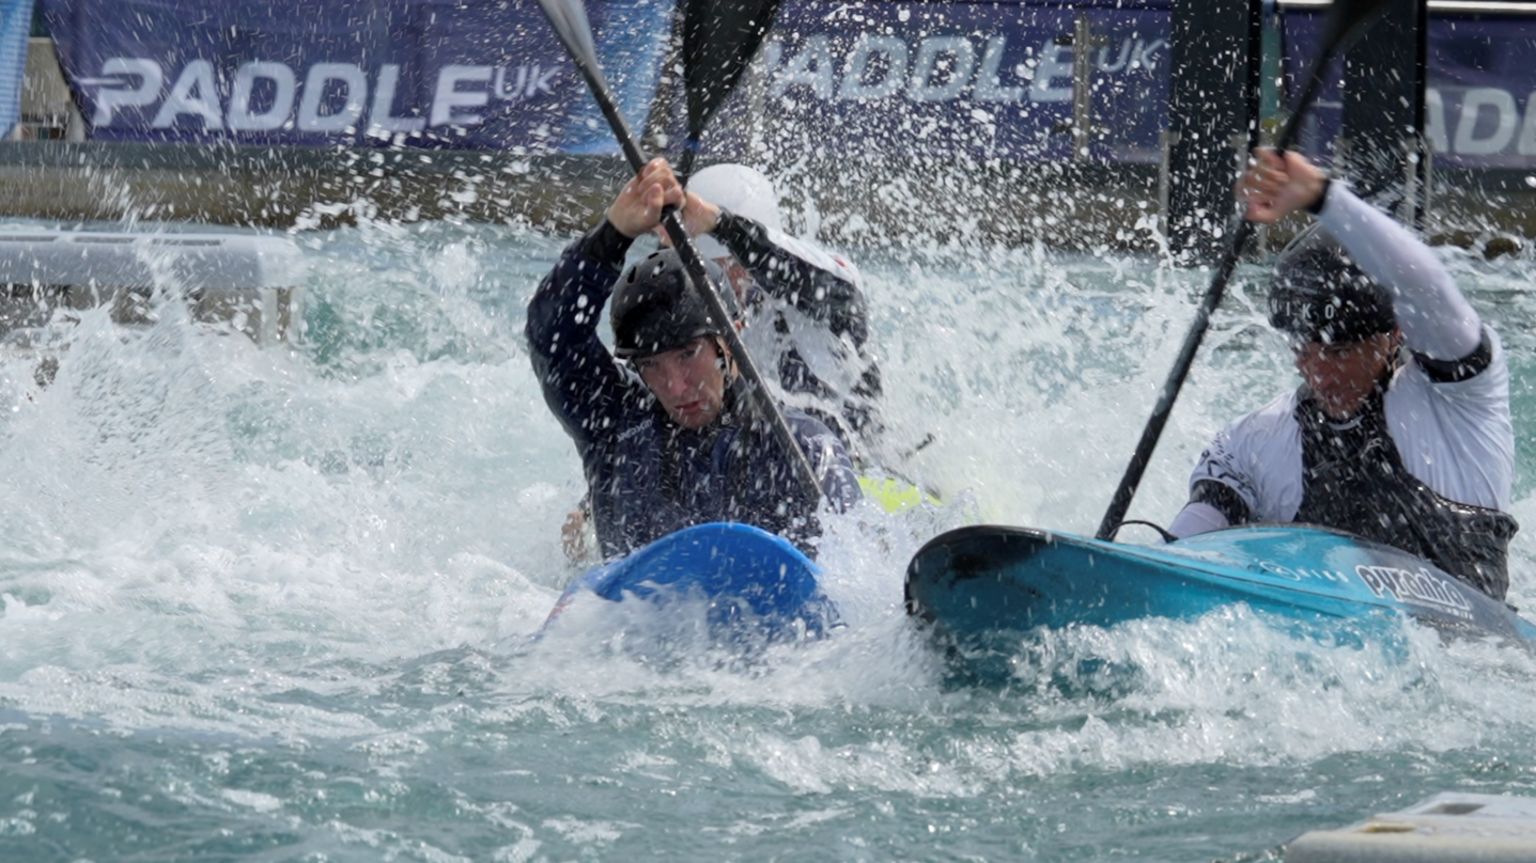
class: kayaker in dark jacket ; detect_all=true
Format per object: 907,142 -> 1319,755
528,158 -> 861,560
1168,149 -> 1517,600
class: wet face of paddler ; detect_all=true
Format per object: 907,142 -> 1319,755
1290,329 -> 1400,419
634,336 -> 729,429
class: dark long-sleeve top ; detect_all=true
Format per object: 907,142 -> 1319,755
526,220 -> 862,560
711,211 -> 886,459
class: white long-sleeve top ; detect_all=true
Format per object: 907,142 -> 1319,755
1168,185 -> 1513,538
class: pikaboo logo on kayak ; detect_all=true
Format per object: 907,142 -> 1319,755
1355,564 -> 1473,619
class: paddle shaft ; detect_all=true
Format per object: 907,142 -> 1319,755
675,141 -> 701,186
1094,34 -> 1354,541
541,7 -> 825,505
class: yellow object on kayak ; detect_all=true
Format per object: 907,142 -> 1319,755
858,474 -> 940,513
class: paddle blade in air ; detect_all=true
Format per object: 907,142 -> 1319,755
681,0 -> 781,151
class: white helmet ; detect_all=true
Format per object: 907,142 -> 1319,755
687,164 -> 783,259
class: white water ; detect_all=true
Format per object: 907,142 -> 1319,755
1,219 -> 1534,861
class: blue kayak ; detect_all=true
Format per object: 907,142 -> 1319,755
541,522 -> 839,643
905,524 -> 1536,672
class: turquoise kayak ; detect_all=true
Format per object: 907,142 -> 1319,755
905,524 -> 1536,678
540,521 -> 840,643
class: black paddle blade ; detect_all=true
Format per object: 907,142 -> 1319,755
1272,0 -> 1393,152
680,0 -> 781,160
1094,0 -> 1394,539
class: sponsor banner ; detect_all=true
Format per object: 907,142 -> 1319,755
1427,22 -> 1536,169
36,0 -> 1536,169
1280,10 -> 1536,171
704,0 -> 1171,165
40,0 -> 675,152
0,0 -> 32,138
707,1 -> 1536,170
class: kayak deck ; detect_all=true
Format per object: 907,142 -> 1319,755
906,524 -> 1536,649
542,522 -> 839,644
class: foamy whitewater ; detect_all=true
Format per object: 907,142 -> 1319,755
2,218 -> 1535,861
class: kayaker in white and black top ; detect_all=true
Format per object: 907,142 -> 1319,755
1168,149 -> 1518,600
681,164 -> 886,465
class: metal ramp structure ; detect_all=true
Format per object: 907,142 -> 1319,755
0,228 -> 306,350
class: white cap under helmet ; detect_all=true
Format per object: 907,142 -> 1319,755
687,164 -> 783,260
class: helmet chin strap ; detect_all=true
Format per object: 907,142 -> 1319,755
1357,332 -> 1404,413
713,336 -> 739,384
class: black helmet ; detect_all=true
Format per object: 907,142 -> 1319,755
611,249 -> 733,359
1267,226 -> 1395,344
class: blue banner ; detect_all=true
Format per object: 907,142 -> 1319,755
705,0 -> 1536,171
702,0 -> 1170,165
1282,10 -> 1536,171
41,0 -> 675,152
0,0 -> 33,138
36,0 -> 1536,170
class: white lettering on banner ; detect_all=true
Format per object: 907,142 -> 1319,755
772,35 -> 835,99
152,59 -> 222,129
1519,91 -> 1536,156
1427,86 -> 1536,158
1098,39 -> 1134,74
909,36 -> 975,102
86,57 -> 163,126
1063,37 -> 1164,76
839,36 -> 907,101
82,57 -> 561,134
493,64 -> 559,100
1128,40 -> 1166,74
1455,86 -> 1518,156
298,63 -> 366,133
432,65 -> 492,126
228,61 -> 296,131
768,33 -> 1167,105
1522,91 -> 1536,156
493,67 -> 518,99
1029,42 -> 1073,103
368,64 -> 425,135
974,37 -> 1022,103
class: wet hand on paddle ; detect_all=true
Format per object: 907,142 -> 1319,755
608,158 -> 687,238
607,158 -> 726,242
1239,149 -> 1330,224
665,191 -> 723,244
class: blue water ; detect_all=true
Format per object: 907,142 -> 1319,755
1,218 -> 1535,861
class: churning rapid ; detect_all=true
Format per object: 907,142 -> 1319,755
1,218 -> 1535,861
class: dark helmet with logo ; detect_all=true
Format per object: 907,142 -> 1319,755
611,249 -> 734,359
1267,225 -> 1396,345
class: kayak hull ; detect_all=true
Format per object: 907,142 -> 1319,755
542,522 -> 838,642
905,524 -> 1536,670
